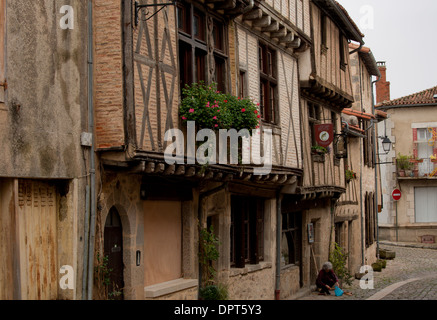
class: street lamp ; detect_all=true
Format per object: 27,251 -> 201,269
381,136 -> 392,154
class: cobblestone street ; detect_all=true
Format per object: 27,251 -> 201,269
298,242 -> 437,300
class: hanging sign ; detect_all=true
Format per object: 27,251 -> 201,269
315,124 -> 334,147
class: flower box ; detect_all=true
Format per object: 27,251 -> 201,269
409,159 -> 423,163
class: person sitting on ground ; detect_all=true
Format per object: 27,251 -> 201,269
316,262 -> 340,295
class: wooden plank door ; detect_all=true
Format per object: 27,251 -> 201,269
17,180 -> 58,300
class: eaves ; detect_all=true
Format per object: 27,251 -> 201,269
376,103 -> 437,110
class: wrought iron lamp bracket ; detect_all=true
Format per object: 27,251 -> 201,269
135,0 -> 176,26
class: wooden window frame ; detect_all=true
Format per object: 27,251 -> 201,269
339,33 -> 346,71
363,120 -> 375,168
259,42 -> 278,125
0,0 -> 5,103
281,211 -> 302,266
230,196 -> 265,268
177,1 -> 228,93
308,102 -> 321,146
320,13 -> 327,53
239,70 -> 247,99
365,192 -> 375,247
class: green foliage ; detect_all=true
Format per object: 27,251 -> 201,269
198,225 -> 229,300
180,82 -> 260,132
199,283 -> 229,300
311,145 -> 328,154
329,243 -> 354,286
345,169 -> 357,181
396,153 -> 413,170
199,225 -> 220,285
94,253 -> 123,300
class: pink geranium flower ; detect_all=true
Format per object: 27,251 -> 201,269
182,116 -> 187,120
213,116 -> 217,120
189,108 -> 195,113
215,124 -> 219,127
241,108 -> 246,112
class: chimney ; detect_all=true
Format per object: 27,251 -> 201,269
376,61 -> 391,104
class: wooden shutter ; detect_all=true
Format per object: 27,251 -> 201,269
17,180 -> 58,300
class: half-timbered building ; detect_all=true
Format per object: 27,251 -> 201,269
281,0 -> 365,292
337,43 -> 386,275
94,0 -> 312,300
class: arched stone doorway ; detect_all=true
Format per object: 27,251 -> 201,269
104,206 -> 125,300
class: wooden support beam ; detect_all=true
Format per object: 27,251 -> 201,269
271,27 -> 287,39
280,32 -> 295,44
164,164 -> 176,175
242,173 -> 252,181
217,0 -> 237,10
223,174 -> 234,182
269,174 -> 279,183
145,162 -> 155,174
287,37 -> 301,49
262,174 -> 271,181
252,175 -> 262,182
252,15 -> 271,28
154,163 -> 165,174
205,171 -> 215,180
185,167 -> 196,177
262,21 -> 279,32
243,8 -> 263,20
278,175 -> 288,184
175,165 -> 185,176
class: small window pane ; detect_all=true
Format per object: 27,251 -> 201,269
193,11 -> 205,41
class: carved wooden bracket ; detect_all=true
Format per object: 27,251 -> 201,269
241,3 -> 307,51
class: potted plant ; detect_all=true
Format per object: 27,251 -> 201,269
311,145 -> 328,155
345,169 -> 357,183
180,82 -> 260,132
396,153 -> 413,177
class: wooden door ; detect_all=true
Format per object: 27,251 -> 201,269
104,207 -> 124,300
17,180 -> 58,300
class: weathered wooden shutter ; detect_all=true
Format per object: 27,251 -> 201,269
17,180 -> 58,300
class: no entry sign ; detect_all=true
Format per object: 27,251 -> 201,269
392,189 -> 402,201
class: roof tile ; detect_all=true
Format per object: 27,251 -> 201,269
376,85 -> 437,107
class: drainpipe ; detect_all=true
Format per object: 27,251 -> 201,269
82,185 -> 90,299
275,192 -> 283,300
358,59 -> 364,266
372,76 -> 381,260
86,0 -> 97,300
